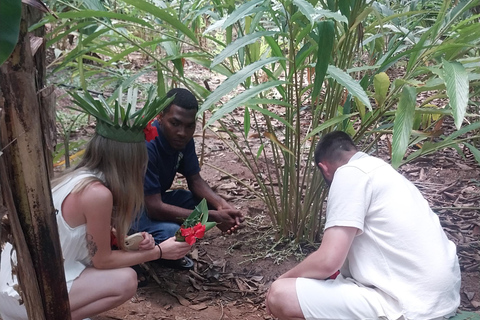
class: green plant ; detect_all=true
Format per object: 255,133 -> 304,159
38,0 -> 480,243
193,0 -> 374,241
55,109 -> 87,168
358,0 -> 480,167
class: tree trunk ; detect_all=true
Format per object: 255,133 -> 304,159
0,4 -> 71,320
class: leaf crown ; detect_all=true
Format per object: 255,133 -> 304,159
69,86 -> 173,143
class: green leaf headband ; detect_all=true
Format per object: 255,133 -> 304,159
69,86 -> 173,143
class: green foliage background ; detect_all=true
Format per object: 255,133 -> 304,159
14,0 -> 480,241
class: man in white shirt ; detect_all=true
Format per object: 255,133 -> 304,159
266,131 -> 461,320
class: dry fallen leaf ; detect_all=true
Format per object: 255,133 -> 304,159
464,290 -> 475,300
188,303 -> 208,311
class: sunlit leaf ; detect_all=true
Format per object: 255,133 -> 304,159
315,9 -> 348,23
186,56 -> 233,78
122,0 -> 198,43
52,10 -> 153,28
391,86 -> 416,168
199,57 -> 283,113
373,72 -> 390,107
223,0 -> 263,29
305,113 -> 359,142
293,0 -> 316,26
442,59 -> 468,130
211,31 -> 276,68
327,65 -> 372,110
206,80 -> 286,126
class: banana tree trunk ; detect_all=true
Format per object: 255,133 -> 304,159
0,4 -> 71,320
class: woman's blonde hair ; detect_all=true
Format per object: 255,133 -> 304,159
53,134 -> 147,249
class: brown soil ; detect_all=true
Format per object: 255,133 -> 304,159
87,124 -> 480,320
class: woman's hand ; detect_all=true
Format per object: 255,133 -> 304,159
158,237 -> 191,260
137,232 -> 155,251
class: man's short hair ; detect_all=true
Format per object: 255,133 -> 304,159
164,88 -> 198,113
314,131 -> 357,165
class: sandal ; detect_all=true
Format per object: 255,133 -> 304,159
131,264 -> 149,288
157,256 -> 194,270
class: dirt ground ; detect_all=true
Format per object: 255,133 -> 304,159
87,117 -> 480,320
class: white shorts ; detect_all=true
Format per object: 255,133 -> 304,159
296,275 -> 403,320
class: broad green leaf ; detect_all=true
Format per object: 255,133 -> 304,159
105,39 -> 169,66
405,122 -> 480,163
0,0 -> 21,65
355,97 -> 366,120
206,80 -> 286,126
305,113 -> 359,142
245,102 -> 294,130
223,0 -> 263,29
442,59 -> 468,130
204,221 -> 217,232
264,36 -> 287,72
52,10 -> 153,28
373,72 -> 390,107
444,121 -> 480,142
391,86 -> 416,168
349,7 -> 373,33
186,56 -> 233,77
244,107 -> 251,138
161,39 -> 183,77
211,31 -> 276,68
122,0 -> 198,43
327,65 -> 372,110
199,57 -> 283,113
312,20 -> 334,100
315,9 -> 348,24
293,0 -> 316,27
204,17 -> 226,34
256,144 -> 264,160
46,21 -> 93,47
157,65 -> 166,98
246,98 -> 293,108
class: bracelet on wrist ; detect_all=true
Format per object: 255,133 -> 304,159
157,244 -> 162,260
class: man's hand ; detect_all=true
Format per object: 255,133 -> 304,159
210,208 -> 244,234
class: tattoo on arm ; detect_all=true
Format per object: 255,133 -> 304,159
86,233 -> 98,258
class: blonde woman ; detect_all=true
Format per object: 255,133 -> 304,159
0,91 -> 191,320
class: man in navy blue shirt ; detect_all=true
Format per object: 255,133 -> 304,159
133,88 -> 244,269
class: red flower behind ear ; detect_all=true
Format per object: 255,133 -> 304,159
144,120 -> 159,142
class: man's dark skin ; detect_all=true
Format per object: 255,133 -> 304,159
144,104 -> 244,234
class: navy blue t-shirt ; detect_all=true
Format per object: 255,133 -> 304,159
144,120 -> 201,196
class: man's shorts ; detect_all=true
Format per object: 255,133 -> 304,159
296,275 -> 403,320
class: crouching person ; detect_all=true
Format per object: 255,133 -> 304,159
266,131 -> 460,320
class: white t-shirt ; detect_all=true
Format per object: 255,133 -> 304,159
325,152 -> 461,319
